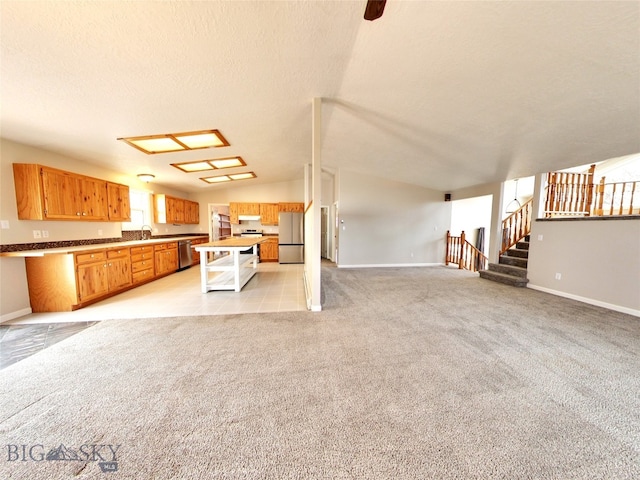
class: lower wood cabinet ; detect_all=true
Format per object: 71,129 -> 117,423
259,237 -> 279,262
23,237 -> 206,312
191,237 -> 210,266
154,242 -> 178,276
131,245 -> 155,284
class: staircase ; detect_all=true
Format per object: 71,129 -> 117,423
479,236 -> 530,287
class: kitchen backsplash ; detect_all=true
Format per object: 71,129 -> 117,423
233,220 -> 279,235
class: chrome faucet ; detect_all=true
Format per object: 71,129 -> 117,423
141,225 -> 153,240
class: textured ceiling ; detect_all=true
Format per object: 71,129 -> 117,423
1,1 -> 638,193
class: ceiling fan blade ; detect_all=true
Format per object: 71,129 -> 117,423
364,0 -> 386,21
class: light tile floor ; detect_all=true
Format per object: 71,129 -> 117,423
1,263 -> 308,369
5,262 -> 307,325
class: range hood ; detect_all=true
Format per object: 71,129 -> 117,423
238,214 -> 261,221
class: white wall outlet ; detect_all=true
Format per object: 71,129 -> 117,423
0,220 -> 9,229
555,273 -> 562,280
42,230 -> 49,238
538,234 -> 543,241
33,230 -> 42,239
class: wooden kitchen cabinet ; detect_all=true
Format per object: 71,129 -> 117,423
229,202 -> 260,223
154,194 -> 199,224
130,245 -> 155,284
259,237 -> 279,262
191,237 -> 210,266
13,164 -> 112,221
154,242 -> 179,277
76,250 -> 109,303
107,182 -> 131,221
260,203 -> 279,225
106,248 -> 131,291
184,200 -> 200,224
278,202 -> 304,213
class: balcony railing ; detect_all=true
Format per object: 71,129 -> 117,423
544,164 -> 639,217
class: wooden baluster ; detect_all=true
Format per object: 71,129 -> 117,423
629,182 -> 637,215
586,164 -> 596,216
609,183 -> 616,215
596,177 -> 605,216
459,231 -> 465,269
618,183 -> 626,215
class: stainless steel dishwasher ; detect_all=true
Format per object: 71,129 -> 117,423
178,240 -> 193,270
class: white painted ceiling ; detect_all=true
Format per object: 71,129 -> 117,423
1,1 -> 639,193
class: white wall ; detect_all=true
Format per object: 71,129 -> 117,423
528,218 -> 640,316
450,195 -> 493,254
336,170 -> 451,267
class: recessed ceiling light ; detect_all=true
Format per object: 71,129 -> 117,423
171,157 -> 247,173
118,129 -> 229,154
200,172 -> 256,184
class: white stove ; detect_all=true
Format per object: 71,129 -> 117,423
240,229 -> 263,238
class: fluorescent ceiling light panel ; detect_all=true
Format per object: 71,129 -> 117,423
201,175 -> 232,184
200,171 -> 256,184
229,172 -> 256,180
210,157 -> 246,169
118,129 -> 229,154
171,157 -> 247,173
171,161 -> 214,173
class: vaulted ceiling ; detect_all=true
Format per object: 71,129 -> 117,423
1,1 -> 638,193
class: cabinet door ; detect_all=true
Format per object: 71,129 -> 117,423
107,257 -> 131,291
155,247 -> 178,276
77,261 -> 109,302
260,203 -> 279,225
42,167 -> 81,219
81,177 -> 108,220
229,203 -> 239,224
107,183 -> 131,221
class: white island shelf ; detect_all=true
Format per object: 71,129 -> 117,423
194,238 -> 266,293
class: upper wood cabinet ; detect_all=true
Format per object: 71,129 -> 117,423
154,194 -> 199,225
12,164 -> 129,222
260,203 -> 279,225
278,202 -> 304,213
107,182 -> 131,221
229,202 -> 260,224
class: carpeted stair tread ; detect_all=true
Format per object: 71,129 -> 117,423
500,255 -> 528,268
487,262 -> 528,278
479,269 -> 529,287
503,247 -> 529,258
517,241 -> 530,250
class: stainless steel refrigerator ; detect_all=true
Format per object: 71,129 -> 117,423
278,212 -> 304,263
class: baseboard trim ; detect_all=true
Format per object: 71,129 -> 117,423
0,308 -> 33,324
303,269 -> 322,312
527,284 -> 640,318
337,263 -> 444,269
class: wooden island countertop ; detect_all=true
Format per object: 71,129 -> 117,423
194,237 -> 267,249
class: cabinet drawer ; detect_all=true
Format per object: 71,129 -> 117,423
165,242 -> 178,249
131,252 -> 153,263
132,268 -> 154,283
131,245 -> 153,254
131,259 -> 154,273
107,248 -> 129,258
76,251 -> 106,264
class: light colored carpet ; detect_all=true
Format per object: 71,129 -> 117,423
1,266 -> 639,479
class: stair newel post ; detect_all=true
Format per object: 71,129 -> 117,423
585,164 -> 596,216
597,176 -> 606,216
459,231 -> 465,269
446,230 -> 450,266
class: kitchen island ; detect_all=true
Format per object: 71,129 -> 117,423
194,237 -> 267,293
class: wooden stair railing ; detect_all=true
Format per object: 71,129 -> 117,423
446,230 -> 488,272
544,164 -> 596,217
501,198 -> 532,254
593,178 -> 639,216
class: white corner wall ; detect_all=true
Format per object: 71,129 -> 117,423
528,218 -> 640,316
337,170 -> 451,267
